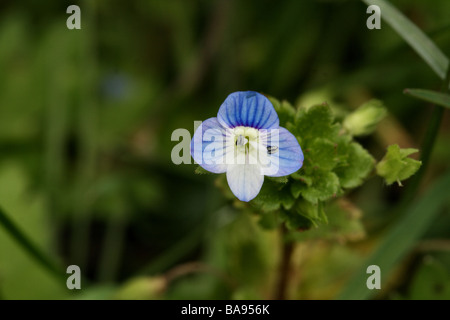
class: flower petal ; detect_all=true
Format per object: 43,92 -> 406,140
190,117 -> 232,173
217,91 -> 279,130
262,127 -> 304,177
226,164 -> 264,202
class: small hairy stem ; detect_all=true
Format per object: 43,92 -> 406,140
274,226 -> 294,300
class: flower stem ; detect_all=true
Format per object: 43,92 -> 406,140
274,225 -> 294,300
0,207 -> 65,280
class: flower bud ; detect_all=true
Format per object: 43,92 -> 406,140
343,100 -> 387,136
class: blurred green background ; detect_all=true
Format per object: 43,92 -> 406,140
0,0 -> 449,300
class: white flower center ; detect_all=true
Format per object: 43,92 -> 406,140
229,126 -> 271,167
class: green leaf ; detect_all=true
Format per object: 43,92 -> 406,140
252,180 -> 295,211
287,199 -> 365,243
291,180 -> 303,198
304,138 -> 339,171
343,99 -> 387,136
294,104 -> 339,143
280,209 -> 313,231
376,144 -> 422,185
268,96 -> 296,127
266,176 -> 288,184
338,168 -> 450,300
291,170 -> 340,204
294,199 -> 327,227
291,173 -> 312,186
362,0 -> 449,81
335,140 -> 375,188
404,88 -> 450,109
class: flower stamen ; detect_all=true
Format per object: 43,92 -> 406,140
236,135 -> 248,146
267,145 -> 278,154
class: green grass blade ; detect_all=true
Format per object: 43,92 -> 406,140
338,169 -> 450,300
363,0 -> 449,80
404,88 -> 450,109
0,207 -> 65,280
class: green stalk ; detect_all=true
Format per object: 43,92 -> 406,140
274,226 -> 294,300
399,107 -> 443,204
0,207 -> 65,280
398,64 -> 450,210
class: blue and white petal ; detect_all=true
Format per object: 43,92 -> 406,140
190,117 -> 231,173
217,91 -> 279,130
261,127 -> 303,177
226,164 -> 264,202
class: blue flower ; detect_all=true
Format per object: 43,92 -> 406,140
191,91 -> 304,202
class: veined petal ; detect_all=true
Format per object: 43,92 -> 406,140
262,127 -> 303,177
190,117 -> 232,173
226,164 -> 264,202
217,91 -> 279,130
